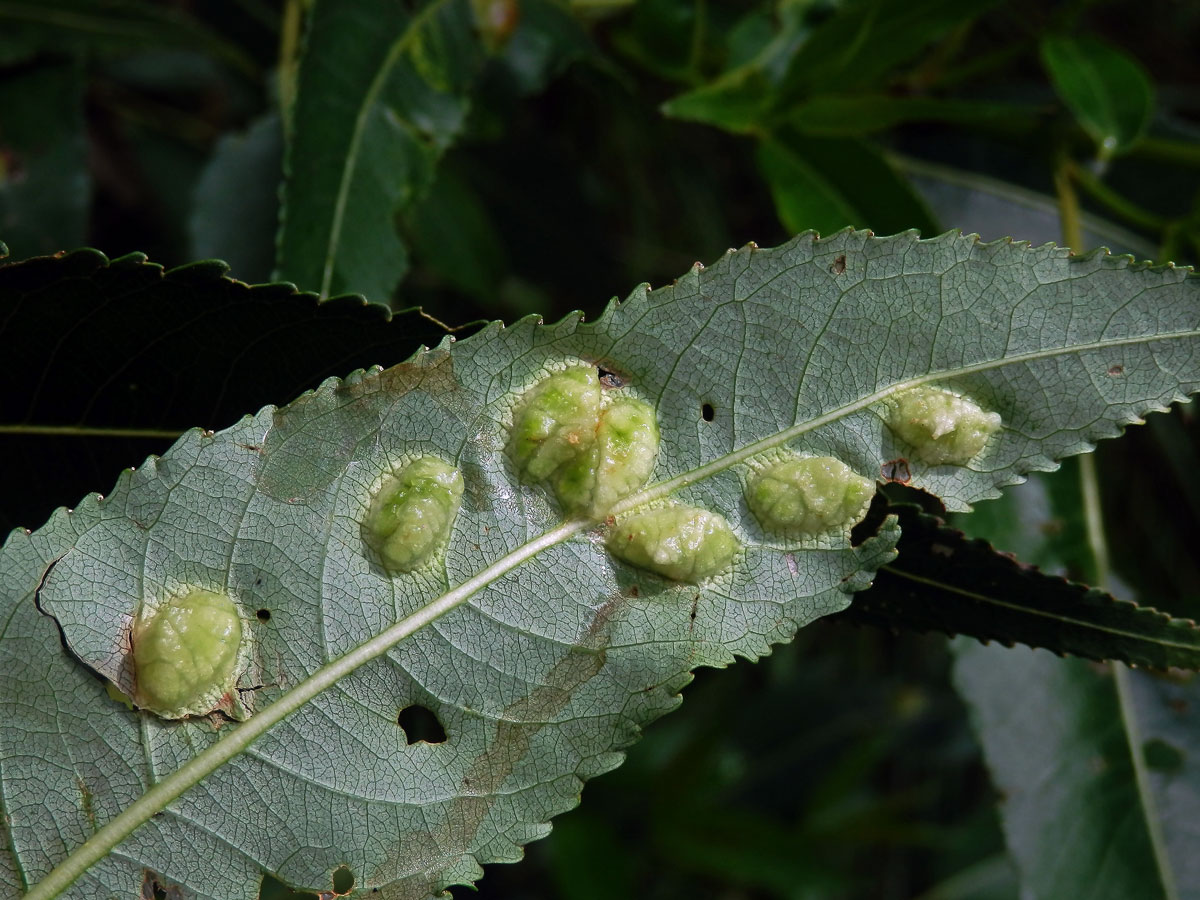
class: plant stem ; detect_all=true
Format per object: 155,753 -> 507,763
1133,136 -> 1200,168
1067,161 -> 1168,232
1058,158 -> 1180,900
1054,152 -> 1084,250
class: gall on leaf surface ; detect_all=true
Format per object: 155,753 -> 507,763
4,229 -> 1200,899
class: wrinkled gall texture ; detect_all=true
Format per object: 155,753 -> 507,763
555,398 -> 660,517
362,456 -> 465,572
886,387 -> 1002,465
509,366 -> 660,517
509,367 -> 602,482
607,504 -> 741,583
132,590 -> 244,718
747,455 -> 874,536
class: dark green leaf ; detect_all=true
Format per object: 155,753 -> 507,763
778,0 -> 1002,101
0,0 -> 257,75
0,248 -> 463,534
1040,36 -> 1155,158
404,164 -> 510,303
189,113 -> 284,285
789,95 -> 1040,137
952,466 -> 1200,898
0,62 -> 88,259
275,0 -> 487,303
498,0 -> 594,95
842,502 -> 1200,669
953,645 -> 1176,899
661,67 -> 773,134
756,132 -> 939,236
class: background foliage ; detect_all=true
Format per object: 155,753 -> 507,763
2,0 -> 1199,898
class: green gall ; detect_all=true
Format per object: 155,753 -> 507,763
509,367 -> 661,517
554,398 -> 660,517
607,504 -> 741,583
747,455 -> 874,536
132,589 -> 243,718
363,456 -> 465,572
508,367 -> 601,482
886,387 -> 1002,466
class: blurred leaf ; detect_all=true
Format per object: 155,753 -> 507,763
842,501 -> 1200,669
0,61 -> 89,259
1040,36 -> 1155,159
778,0 -> 1002,100
0,0 -> 257,75
498,0 -> 594,95
544,812 -> 638,900
275,0 -> 487,303
189,112 -> 283,284
954,642 -> 1191,899
789,95 -> 1040,137
404,162 -> 509,302
0,248 -> 460,534
756,131 -> 939,236
662,66 -> 773,134
894,155 -> 1158,258
952,467 -> 1200,899
661,1 -> 814,134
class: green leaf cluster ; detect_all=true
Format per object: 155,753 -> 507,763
3,1 -> 1200,899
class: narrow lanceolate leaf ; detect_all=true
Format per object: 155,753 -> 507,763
0,248 -> 460,535
4,230 -> 1200,900
1041,35 -> 1155,158
953,469 -> 1200,900
275,0 -> 486,303
841,502 -> 1200,669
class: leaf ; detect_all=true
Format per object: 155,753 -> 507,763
894,154 -> 1158,259
0,248 -> 461,535
952,469 -> 1200,898
0,0 -> 257,74
776,0 -> 1002,101
189,113 -> 284,286
840,501 -> 1200,669
0,61 -> 89,259
1040,36 -> 1155,159
787,95 -> 1041,138
756,132 -> 939,237
6,230 -> 1200,899
274,0 -> 487,303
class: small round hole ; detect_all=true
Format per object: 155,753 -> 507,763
397,705 -> 447,744
332,865 -> 355,894
701,403 -> 715,422
256,608 -> 271,622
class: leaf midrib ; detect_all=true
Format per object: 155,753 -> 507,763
317,0 -> 450,298
25,322 -> 1200,899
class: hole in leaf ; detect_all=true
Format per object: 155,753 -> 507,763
257,872 -> 319,900
332,866 -> 354,894
701,403 -> 715,422
397,705 -> 447,744
256,608 -> 271,622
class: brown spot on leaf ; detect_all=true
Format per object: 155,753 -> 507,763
374,595 -> 624,895
1107,365 -> 1124,376
830,254 -> 846,275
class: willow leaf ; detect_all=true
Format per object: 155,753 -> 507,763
3,230 -> 1200,899
274,0 -> 485,302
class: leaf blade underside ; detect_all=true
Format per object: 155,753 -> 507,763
4,229 -> 1200,899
